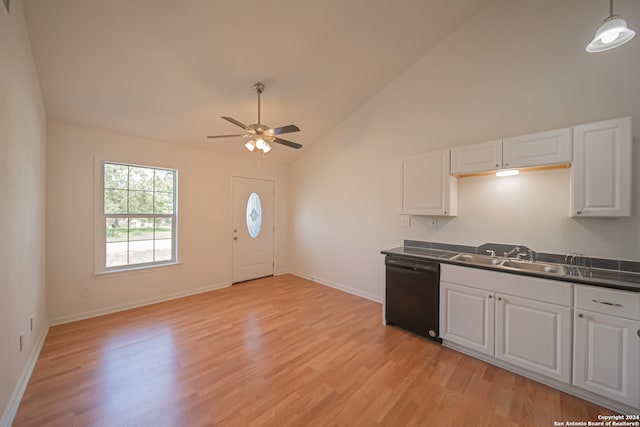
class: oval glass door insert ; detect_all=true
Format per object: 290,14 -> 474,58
246,192 -> 262,239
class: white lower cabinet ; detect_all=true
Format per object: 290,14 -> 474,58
573,285 -> 640,409
440,265 -> 640,411
440,282 -> 494,356
440,264 -> 574,382
495,294 -> 571,383
440,280 -> 572,383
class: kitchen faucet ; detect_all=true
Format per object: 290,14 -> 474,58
504,246 -> 521,259
503,246 -> 536,262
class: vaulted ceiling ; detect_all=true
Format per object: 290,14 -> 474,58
24,0 -> 491,162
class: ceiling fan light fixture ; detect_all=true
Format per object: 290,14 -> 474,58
586,0 -> 635,52
207,82 -> 303,153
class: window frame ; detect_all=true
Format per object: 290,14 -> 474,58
96,160 -> 179,274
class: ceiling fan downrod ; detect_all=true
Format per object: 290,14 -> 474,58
253,82 -> 265,125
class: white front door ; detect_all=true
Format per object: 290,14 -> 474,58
232,177 -> 274,283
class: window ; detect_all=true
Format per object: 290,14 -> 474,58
102,162 -> 177,271
246,192 -> 262,239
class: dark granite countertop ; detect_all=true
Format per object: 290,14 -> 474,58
381,245 -> 640,293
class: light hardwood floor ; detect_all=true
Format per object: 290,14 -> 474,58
13,274 -> 612,426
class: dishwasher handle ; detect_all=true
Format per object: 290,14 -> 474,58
385,256 -> 439,273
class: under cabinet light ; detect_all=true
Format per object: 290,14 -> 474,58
496,169 -> 519,177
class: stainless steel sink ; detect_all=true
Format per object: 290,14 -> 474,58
451,252 -> 568,276
452,253 -> 502,266
501,260 -> 566,275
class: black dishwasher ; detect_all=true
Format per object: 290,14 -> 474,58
385,256 -> 442,343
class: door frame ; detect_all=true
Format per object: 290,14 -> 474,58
230,176 -> 276,283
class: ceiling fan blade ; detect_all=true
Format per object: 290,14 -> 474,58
272,137 -> 302,149
221,116 -> 249,130
271,124 -> 300,135
207,134 -> 247,139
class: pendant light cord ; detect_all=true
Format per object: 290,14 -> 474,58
609,0 -> 614,18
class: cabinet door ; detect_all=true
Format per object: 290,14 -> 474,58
450,140 -> 502,175
573,310 -> 640,408
495,294 -> 571,383
570,117 -> 632,217
502,127 -> 572,169
440,282 -> 494,356
401,149 -> 457,216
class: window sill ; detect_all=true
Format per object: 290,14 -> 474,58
94,261 -> 182,279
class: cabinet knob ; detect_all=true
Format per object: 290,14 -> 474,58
578,313 -> 584,318
495,163 -> 500,167
444,211 -> 447,215
576,211 -> 582,215
637,329 -> 640,338
488,295 -> 492,299
504,162 -> 509,167
497,297 -> 502,301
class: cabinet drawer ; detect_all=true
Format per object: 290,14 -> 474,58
575,285 -> 640,320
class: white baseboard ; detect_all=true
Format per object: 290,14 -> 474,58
0,325 -> 49,427
49,282 -> 231,326
289,271 -> 382,304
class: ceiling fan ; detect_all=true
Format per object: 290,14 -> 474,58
207,82 -> 302,153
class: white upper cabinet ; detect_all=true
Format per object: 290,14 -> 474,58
502,127 -> 572,169
570,117 -> 632,217
401,149 -> 457,216
450,128 -> 572,175
450,140 -> 502,175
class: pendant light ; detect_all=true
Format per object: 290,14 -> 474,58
586,0 -> 635,52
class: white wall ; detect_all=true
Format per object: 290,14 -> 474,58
0,0 -> 47,423
46,121 -> 290,323
289,0 -> 640,302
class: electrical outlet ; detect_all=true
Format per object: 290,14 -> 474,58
399,215 -> 411,227
30,316 -> 34,332
19,332 -> 24,351
81,287 -> 89,297
429,218 -> 438,228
